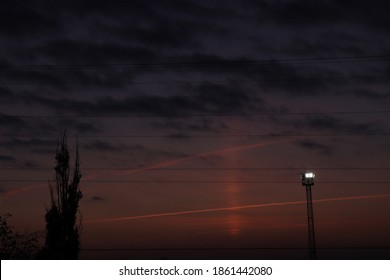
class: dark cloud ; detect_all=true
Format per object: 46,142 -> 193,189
0,4 -> 61,38
19,82 -> 260,116
0,158 -> 42,169
256,0 -> 390,30
0,154 -> 15,162
167,133 -> 191,139
152,118 -> 228,133
55,118 -> 100,134
307,116 -> 347,130
297,140 -> 333,155
84,141 -> 188,159
1,111 -> 98,140
84,140 -> 121,152
0,138 -> 57,153
255,1 -> 340,26
19,160 -> 42,168
193,83 -> 258,112
0,68 -> 103,98
32,40 -> 159,65
254,66 -> 337,95
90,195 -> 106,202
0,68 -> 130,93
269,34 -> 368,58
131,144 -> 189,159
0,2 -> 388,158
84,141 -> 145,152
1,1 -> 234,66
108,20 -> 201,50
0,113 -> 26,129
160,0 -> 239,20
0,87 -> 14,101
268,114 -> 384,136
304,115 -> 381,133
353,89 -> 390,100
102,2 -> 234,50
2,0 -> 389,109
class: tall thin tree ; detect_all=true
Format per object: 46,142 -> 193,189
42,133 -> 82,259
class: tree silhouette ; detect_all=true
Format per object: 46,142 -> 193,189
41,133 -> 82,259
0,213 -> 41,259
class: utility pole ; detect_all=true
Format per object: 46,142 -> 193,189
301,172 -> 317,260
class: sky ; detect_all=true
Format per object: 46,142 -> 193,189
1,0 -> 390,259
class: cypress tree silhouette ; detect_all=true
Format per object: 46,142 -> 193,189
42,133 -> 82,259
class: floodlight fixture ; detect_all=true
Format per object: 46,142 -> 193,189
301,172 -> 315,186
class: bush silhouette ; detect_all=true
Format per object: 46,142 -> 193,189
0,213 -> 41,259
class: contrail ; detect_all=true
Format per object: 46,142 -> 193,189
3,138 -> 291,196
2,183 -> 47,196
111,138 -> 294,176
85,193 -> 390,224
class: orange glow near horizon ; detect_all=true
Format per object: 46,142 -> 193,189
224,134 -> 242,236
85,193 -> 390,224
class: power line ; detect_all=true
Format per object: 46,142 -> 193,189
0,133 -> 388,138
6,246 -> 390,252
0,0 -> 326,8
2,74 -> 390,86
1,167 -> 389,171
1,54 -> 390,70
0,0 -> 289,8
0,110 -> 389,118
1,179 -> 389,183
78,247 -> 390,251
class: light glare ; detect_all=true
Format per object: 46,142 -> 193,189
305,172 -> 315,178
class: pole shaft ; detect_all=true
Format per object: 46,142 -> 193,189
305,184 -> 317,259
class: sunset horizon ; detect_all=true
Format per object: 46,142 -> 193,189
1,0 -> 390,260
